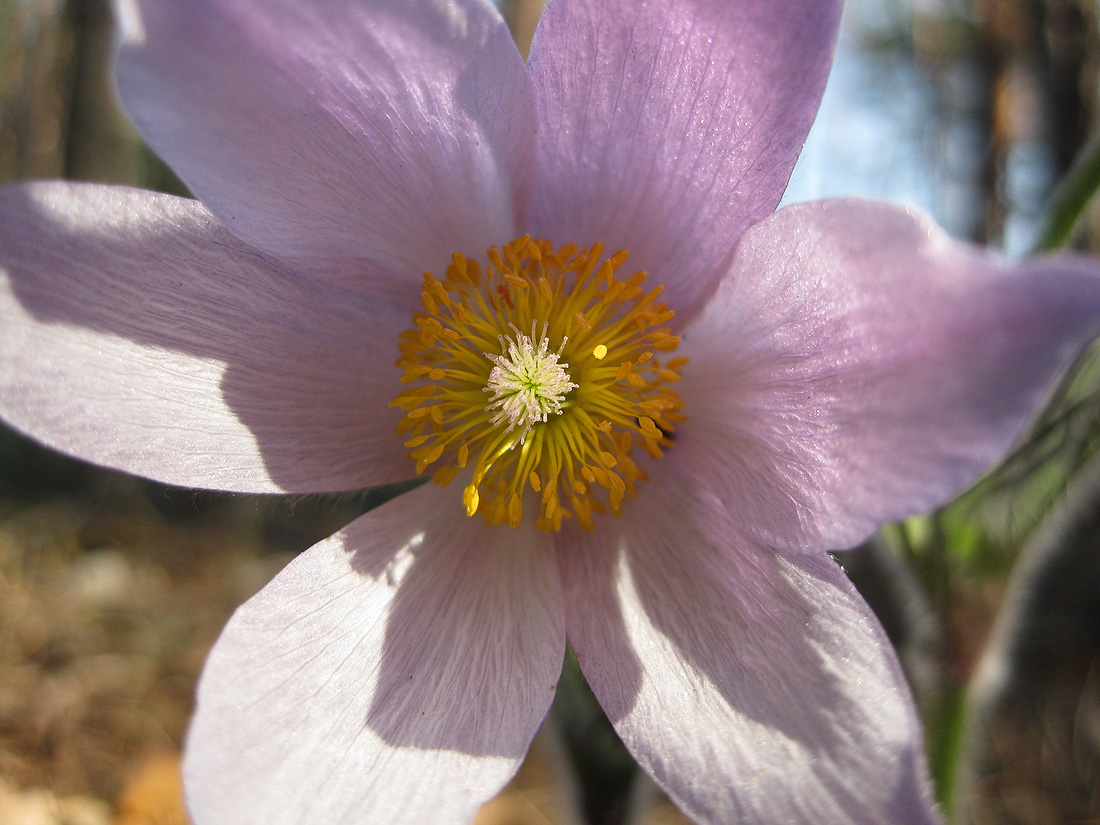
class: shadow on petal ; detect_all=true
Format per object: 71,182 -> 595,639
560,463 -> 940,823
185,481 -> 566,825
353,483 -> 566,754
554,526 -> 645,716
0,182 -> 410,492
625,484 -> 859,743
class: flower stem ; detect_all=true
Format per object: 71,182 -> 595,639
1035,136 -> 1100,252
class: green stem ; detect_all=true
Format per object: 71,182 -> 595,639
1035,137 -> 1100,252
927,685 -> 968,820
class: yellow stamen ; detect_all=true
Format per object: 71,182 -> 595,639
390,238 -> 686,532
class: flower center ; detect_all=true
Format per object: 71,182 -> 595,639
390,236 -> 686,532
485,323 -> 577,440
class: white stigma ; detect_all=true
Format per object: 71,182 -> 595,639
485,323 -> 577,441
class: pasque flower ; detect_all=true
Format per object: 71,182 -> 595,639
2,0 -> 1099,822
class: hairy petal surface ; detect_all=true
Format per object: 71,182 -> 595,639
558,468 -> 941,825
527,0 -> 841,319
0,182 -> 408,493
116,0 -> 536,302
186,481 -> 565,825
679,199 -> 1100,554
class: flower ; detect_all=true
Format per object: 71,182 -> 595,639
1,0 -> 1099,822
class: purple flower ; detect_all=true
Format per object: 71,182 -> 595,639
1,0 -> 1098,822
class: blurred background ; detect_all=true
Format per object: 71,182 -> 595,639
1,0 -> 1099,823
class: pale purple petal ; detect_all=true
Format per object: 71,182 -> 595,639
527,0 -> 841,319
116,0 -> 536,302
558,468 -> 941,825
678,199 -> 1100,554
185,481 -> 565,825
0,182 -> 410,493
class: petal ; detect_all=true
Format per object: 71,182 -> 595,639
526,0 -> 841,319
678,198 -> 1100,554
185,481 -> 565,825
558,470 -> 941,825
116,0 -> 536,301
0,181 -> 410,493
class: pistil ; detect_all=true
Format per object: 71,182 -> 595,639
485,323 -> 578,441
